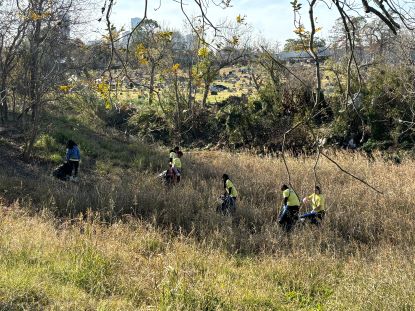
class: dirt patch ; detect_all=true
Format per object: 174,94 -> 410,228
0,128 -> 44,181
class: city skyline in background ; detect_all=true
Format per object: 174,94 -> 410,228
86,0 -> 338,47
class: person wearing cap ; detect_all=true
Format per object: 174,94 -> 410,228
278,184 -> 300,231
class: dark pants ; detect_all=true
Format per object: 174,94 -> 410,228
218,196 -> 236,215
165,169 -> 174,184
300,210 -> 325,225
173,168 -> 181,183
229,196 -> 237,211
69,160 -> 79,176
278,205 -> 299,232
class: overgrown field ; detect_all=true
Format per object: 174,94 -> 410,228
1,132 -> 414,309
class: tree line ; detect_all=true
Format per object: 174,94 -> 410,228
1,0 -> 415,159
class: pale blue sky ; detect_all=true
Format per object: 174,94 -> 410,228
89,0 -> 338,45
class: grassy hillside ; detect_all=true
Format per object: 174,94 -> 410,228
1,206 -> 414,311
0,101 -> 414,309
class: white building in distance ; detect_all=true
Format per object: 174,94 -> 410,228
131,17 -> 142,30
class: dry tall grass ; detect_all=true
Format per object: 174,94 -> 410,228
1,149 -> 414,310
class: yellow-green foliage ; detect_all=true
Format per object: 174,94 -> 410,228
34,134 -> 63,163
1,149 -> 415,309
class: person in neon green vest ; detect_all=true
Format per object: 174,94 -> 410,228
222,174 -> 237,211
172,151 -> 183,183
169,146 -> 179,164
300,186 -> 325,225
278,184 -> 300,232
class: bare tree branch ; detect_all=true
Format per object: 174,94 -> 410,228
361,0 -> 399,34
320,150 -> 383,194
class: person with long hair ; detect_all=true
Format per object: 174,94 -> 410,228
172,151 -> 183,183
66,140 -> 80,181
222,174 -> 238,211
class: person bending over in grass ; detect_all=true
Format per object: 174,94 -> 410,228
169,146 -> 180,164
300,186 -> 325,225
223,174 -> 238,211
278,184 -> 300,232
172,151 -> 183,183
66,140 -> 80,182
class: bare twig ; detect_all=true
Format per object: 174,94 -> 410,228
361,0 -> 400,34
313,147 -> 321,188
320,150 -> 383,194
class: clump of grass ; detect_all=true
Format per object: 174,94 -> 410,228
0,205 -> 414,310
2,102 -> 415,309
4,146 -> 415,255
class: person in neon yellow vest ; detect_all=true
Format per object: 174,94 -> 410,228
172,151 -> 183,183
300,186 -> 325,225
223,174 -> 237,210
278,184 -> 300,232
169,146 -> 179,164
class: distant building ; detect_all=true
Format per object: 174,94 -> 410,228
86,39 -> 101,46
210,84 -> 229,93
119,30 -> 131,48
131,17 -> 142,30
277,48 -> 332,63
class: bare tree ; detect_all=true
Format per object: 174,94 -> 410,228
132,20 -> 174,105
0,1 -> 28,122
13,0 -> 91,160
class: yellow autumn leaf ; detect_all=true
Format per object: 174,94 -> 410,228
236,14 -> 245,23
231,36 -> 239,45
135,43 -> 147,56
105,100 -> 111,110
97,82 -> 109,94
315,27 -> 322,32
172,63 -> 180,72
23,9 -> 51,21
294,27 -> 305,34
59,85 -> 70,92
158,31 -> 173,40
139,58 -> 149,65
198,47 -> 209,58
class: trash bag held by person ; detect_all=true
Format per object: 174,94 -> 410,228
66,140 -> 80,181
278,184 -> 300,232
300,186 -> 325,225
52,162 -> 72,181
158,164 -> 174,186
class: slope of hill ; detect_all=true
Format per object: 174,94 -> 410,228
0,105 -> 414,310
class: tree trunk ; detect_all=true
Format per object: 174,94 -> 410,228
250,72 -> 262,92
12,88 -> 16,120
174,73 -> 181,137
202,82 -> 210,108
23,119 -> 38,161
0,74 -> 8,122
29,18 -> 41,122
187,66 -> 193,110
24,15 -> 42,160
149,64 -> 156,105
